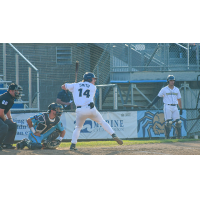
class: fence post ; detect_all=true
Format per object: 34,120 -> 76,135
37,71 -> 40,111
29,67 -> 32,108
131,83 -> 134,110
15,54 -> 19,85
99,87 -> 102,110
166,43 -> 169,68
184,81 -> 186,108
187,43 -> 189,67
197,44 -> 199,70
113,85 -> 118,110
3,43 -> 6,87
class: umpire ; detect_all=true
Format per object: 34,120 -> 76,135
0,83 -> 23,150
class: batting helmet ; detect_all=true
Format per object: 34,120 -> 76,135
83,72 -> 97,82
167,75 -> 175,83
8,83 -> 23,99
48,103 -> 63,116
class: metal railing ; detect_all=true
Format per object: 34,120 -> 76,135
7,43 -> 40,111
96,84 -> 117,110
110,43 -> 200,71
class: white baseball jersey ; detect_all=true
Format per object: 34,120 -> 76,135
65,82 -> 96,107
158,86 -> 181,105
65,81 -> 115,144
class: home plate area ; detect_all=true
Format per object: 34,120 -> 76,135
1,141 -> 200,155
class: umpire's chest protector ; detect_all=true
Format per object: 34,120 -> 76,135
36,113 -> 60,134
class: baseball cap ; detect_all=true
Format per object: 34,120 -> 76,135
8,83 -> 18,90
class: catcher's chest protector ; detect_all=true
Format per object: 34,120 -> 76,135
36,113 -> 60,135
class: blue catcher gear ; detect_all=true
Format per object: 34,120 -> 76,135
83,72 -> 97,82
48,103 -> 63,116
167,75 -> 175,83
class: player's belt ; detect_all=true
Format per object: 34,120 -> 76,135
167,104 -> 177,106
77,103 -> 94,109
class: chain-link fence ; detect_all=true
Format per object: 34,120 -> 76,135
110,43 -> 200,72
186,109 -> 200,137
0,43 -> 200,111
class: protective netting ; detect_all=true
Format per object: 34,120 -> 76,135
0,43 -> 200,111
186,109 -> 200,137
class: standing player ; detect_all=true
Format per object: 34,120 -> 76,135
61,72 -> 123,150
147,75 -> 182,139
16,103 -> 65,150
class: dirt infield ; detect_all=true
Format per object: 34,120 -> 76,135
1,140 -> 200,155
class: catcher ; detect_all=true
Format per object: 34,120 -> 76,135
16,103 -> 65,150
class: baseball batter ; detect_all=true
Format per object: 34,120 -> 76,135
147,75 -> 182,139
61,72 -> 123,150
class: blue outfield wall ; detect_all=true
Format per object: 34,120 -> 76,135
12,110 -> 187,141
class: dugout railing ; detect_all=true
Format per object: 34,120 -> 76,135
1,43 -> 40,111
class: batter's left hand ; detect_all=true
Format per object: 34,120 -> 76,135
180,109 -> 182,115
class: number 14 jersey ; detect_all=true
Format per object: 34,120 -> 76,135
65,82 -> 96,107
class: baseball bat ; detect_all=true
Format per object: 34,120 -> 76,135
75,61 -> 79,83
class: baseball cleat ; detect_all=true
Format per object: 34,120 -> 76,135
2,144 -> 15,149
70,143 -> 78,151
112,133 -> 123,145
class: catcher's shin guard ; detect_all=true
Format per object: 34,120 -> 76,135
111,133 -> 123,145
27,142 -> 43,150
42,130 -> 61,148
44,140 -> 61,149
175,120 -> 182,139
70,143 -> 77,151
16,138 -> 28,149
165,120 -> 172,139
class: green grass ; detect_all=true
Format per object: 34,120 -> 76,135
59,139 -> 199,148
13,139 -> 199,148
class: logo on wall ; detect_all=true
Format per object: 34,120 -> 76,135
74,119 -> 124,133
137,111 -> 187,138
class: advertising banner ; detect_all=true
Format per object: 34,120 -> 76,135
12,110 -> 187,141
137,110 -> 187,138
62,111 -> 138,140
13,111 -> 138,141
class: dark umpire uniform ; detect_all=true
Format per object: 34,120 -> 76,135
56,89 -> 73,110
0,83 -> 22,150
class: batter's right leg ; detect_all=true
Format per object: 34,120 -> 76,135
70,111 -> 88,150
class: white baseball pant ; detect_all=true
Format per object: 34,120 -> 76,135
71,106 -> 114,144
164,104 -> 180,121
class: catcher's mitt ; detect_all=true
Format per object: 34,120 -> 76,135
45,140 -> 61,149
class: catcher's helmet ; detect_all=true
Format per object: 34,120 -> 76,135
48,103 -> 63,116
167,75 -> 175,83
8,83 -> 23,99
83,72 -> 97,82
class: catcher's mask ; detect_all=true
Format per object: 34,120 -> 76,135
83,72 -> 97,82
8,83 -> 23,99
167,75 -> 175,84
48,103 -> 63,116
